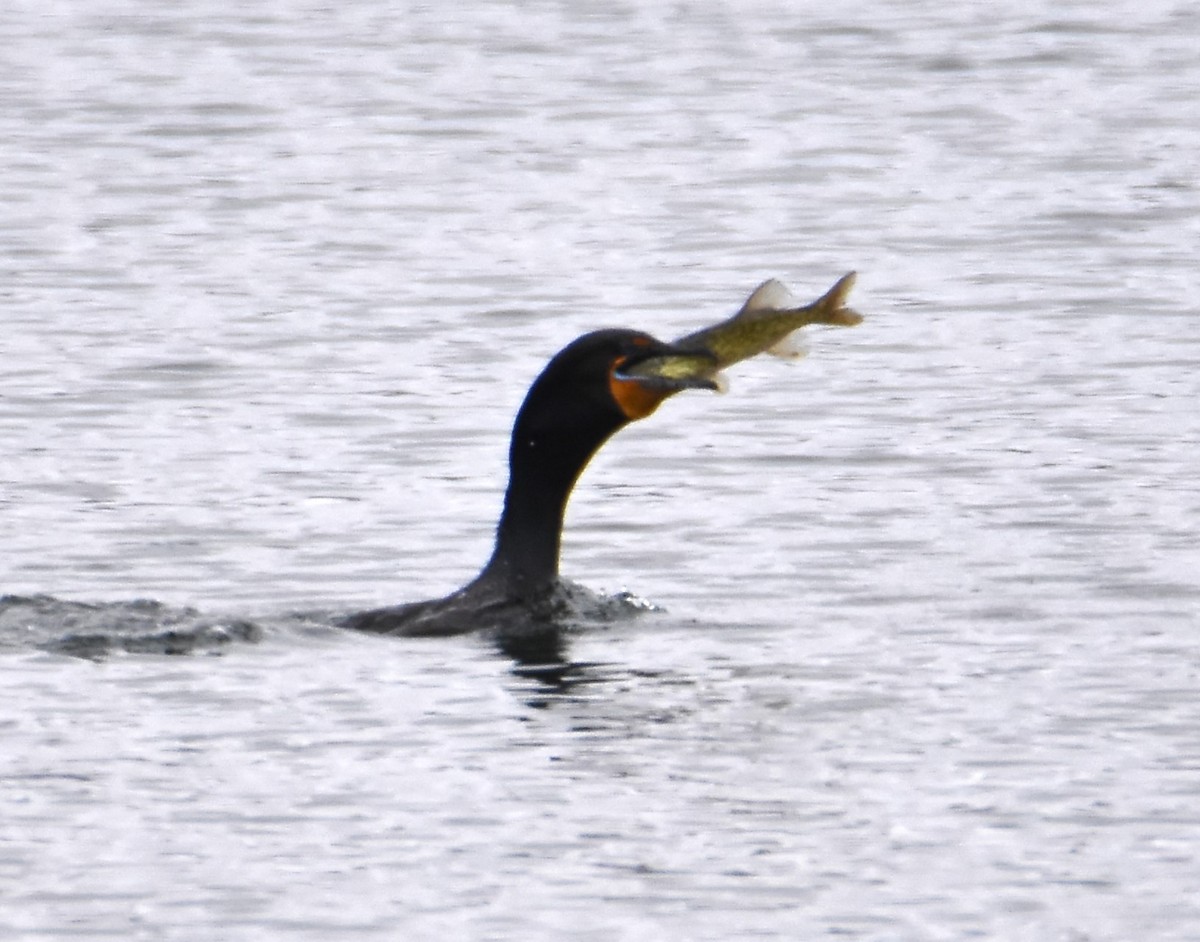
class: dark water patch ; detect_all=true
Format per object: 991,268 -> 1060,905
105,358 -> 238,383
0,594 -> 261,659
1024,19 -> 1128,36
1094,579 -> 1200,601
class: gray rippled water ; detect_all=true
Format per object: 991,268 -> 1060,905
3,2 -> 1199,939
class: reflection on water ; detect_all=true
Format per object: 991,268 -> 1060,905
3,2 -> 1200,940
496,626 -> 643,710
494,623 -> 570,675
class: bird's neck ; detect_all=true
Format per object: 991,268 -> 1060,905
479,423 -> 615,600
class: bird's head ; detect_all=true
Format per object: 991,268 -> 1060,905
514,329 -> 719,444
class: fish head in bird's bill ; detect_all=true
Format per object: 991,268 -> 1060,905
612,348 -> 722,392
608,340 -> 722,419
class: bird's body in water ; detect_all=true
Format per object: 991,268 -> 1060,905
340,274 -> 862,639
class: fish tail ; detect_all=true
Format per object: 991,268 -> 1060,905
807,272 -> 863,326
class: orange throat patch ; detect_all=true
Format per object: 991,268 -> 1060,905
609,369 -> 668,421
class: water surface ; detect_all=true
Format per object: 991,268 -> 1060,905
3,2 -> 1199,939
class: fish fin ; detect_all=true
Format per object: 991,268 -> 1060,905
711,371 -> 730,394
740,278 -> 796,315
808,272 -> 863,326
766,334 -> 809,360
826,305 -> 865,327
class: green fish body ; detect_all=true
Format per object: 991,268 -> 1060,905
624,272 -> 862,387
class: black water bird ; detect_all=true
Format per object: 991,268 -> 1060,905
340,330 -> 718,638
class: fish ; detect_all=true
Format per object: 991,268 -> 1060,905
622,272 -> 862,391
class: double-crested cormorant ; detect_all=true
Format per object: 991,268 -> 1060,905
340,329 -> 717,637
